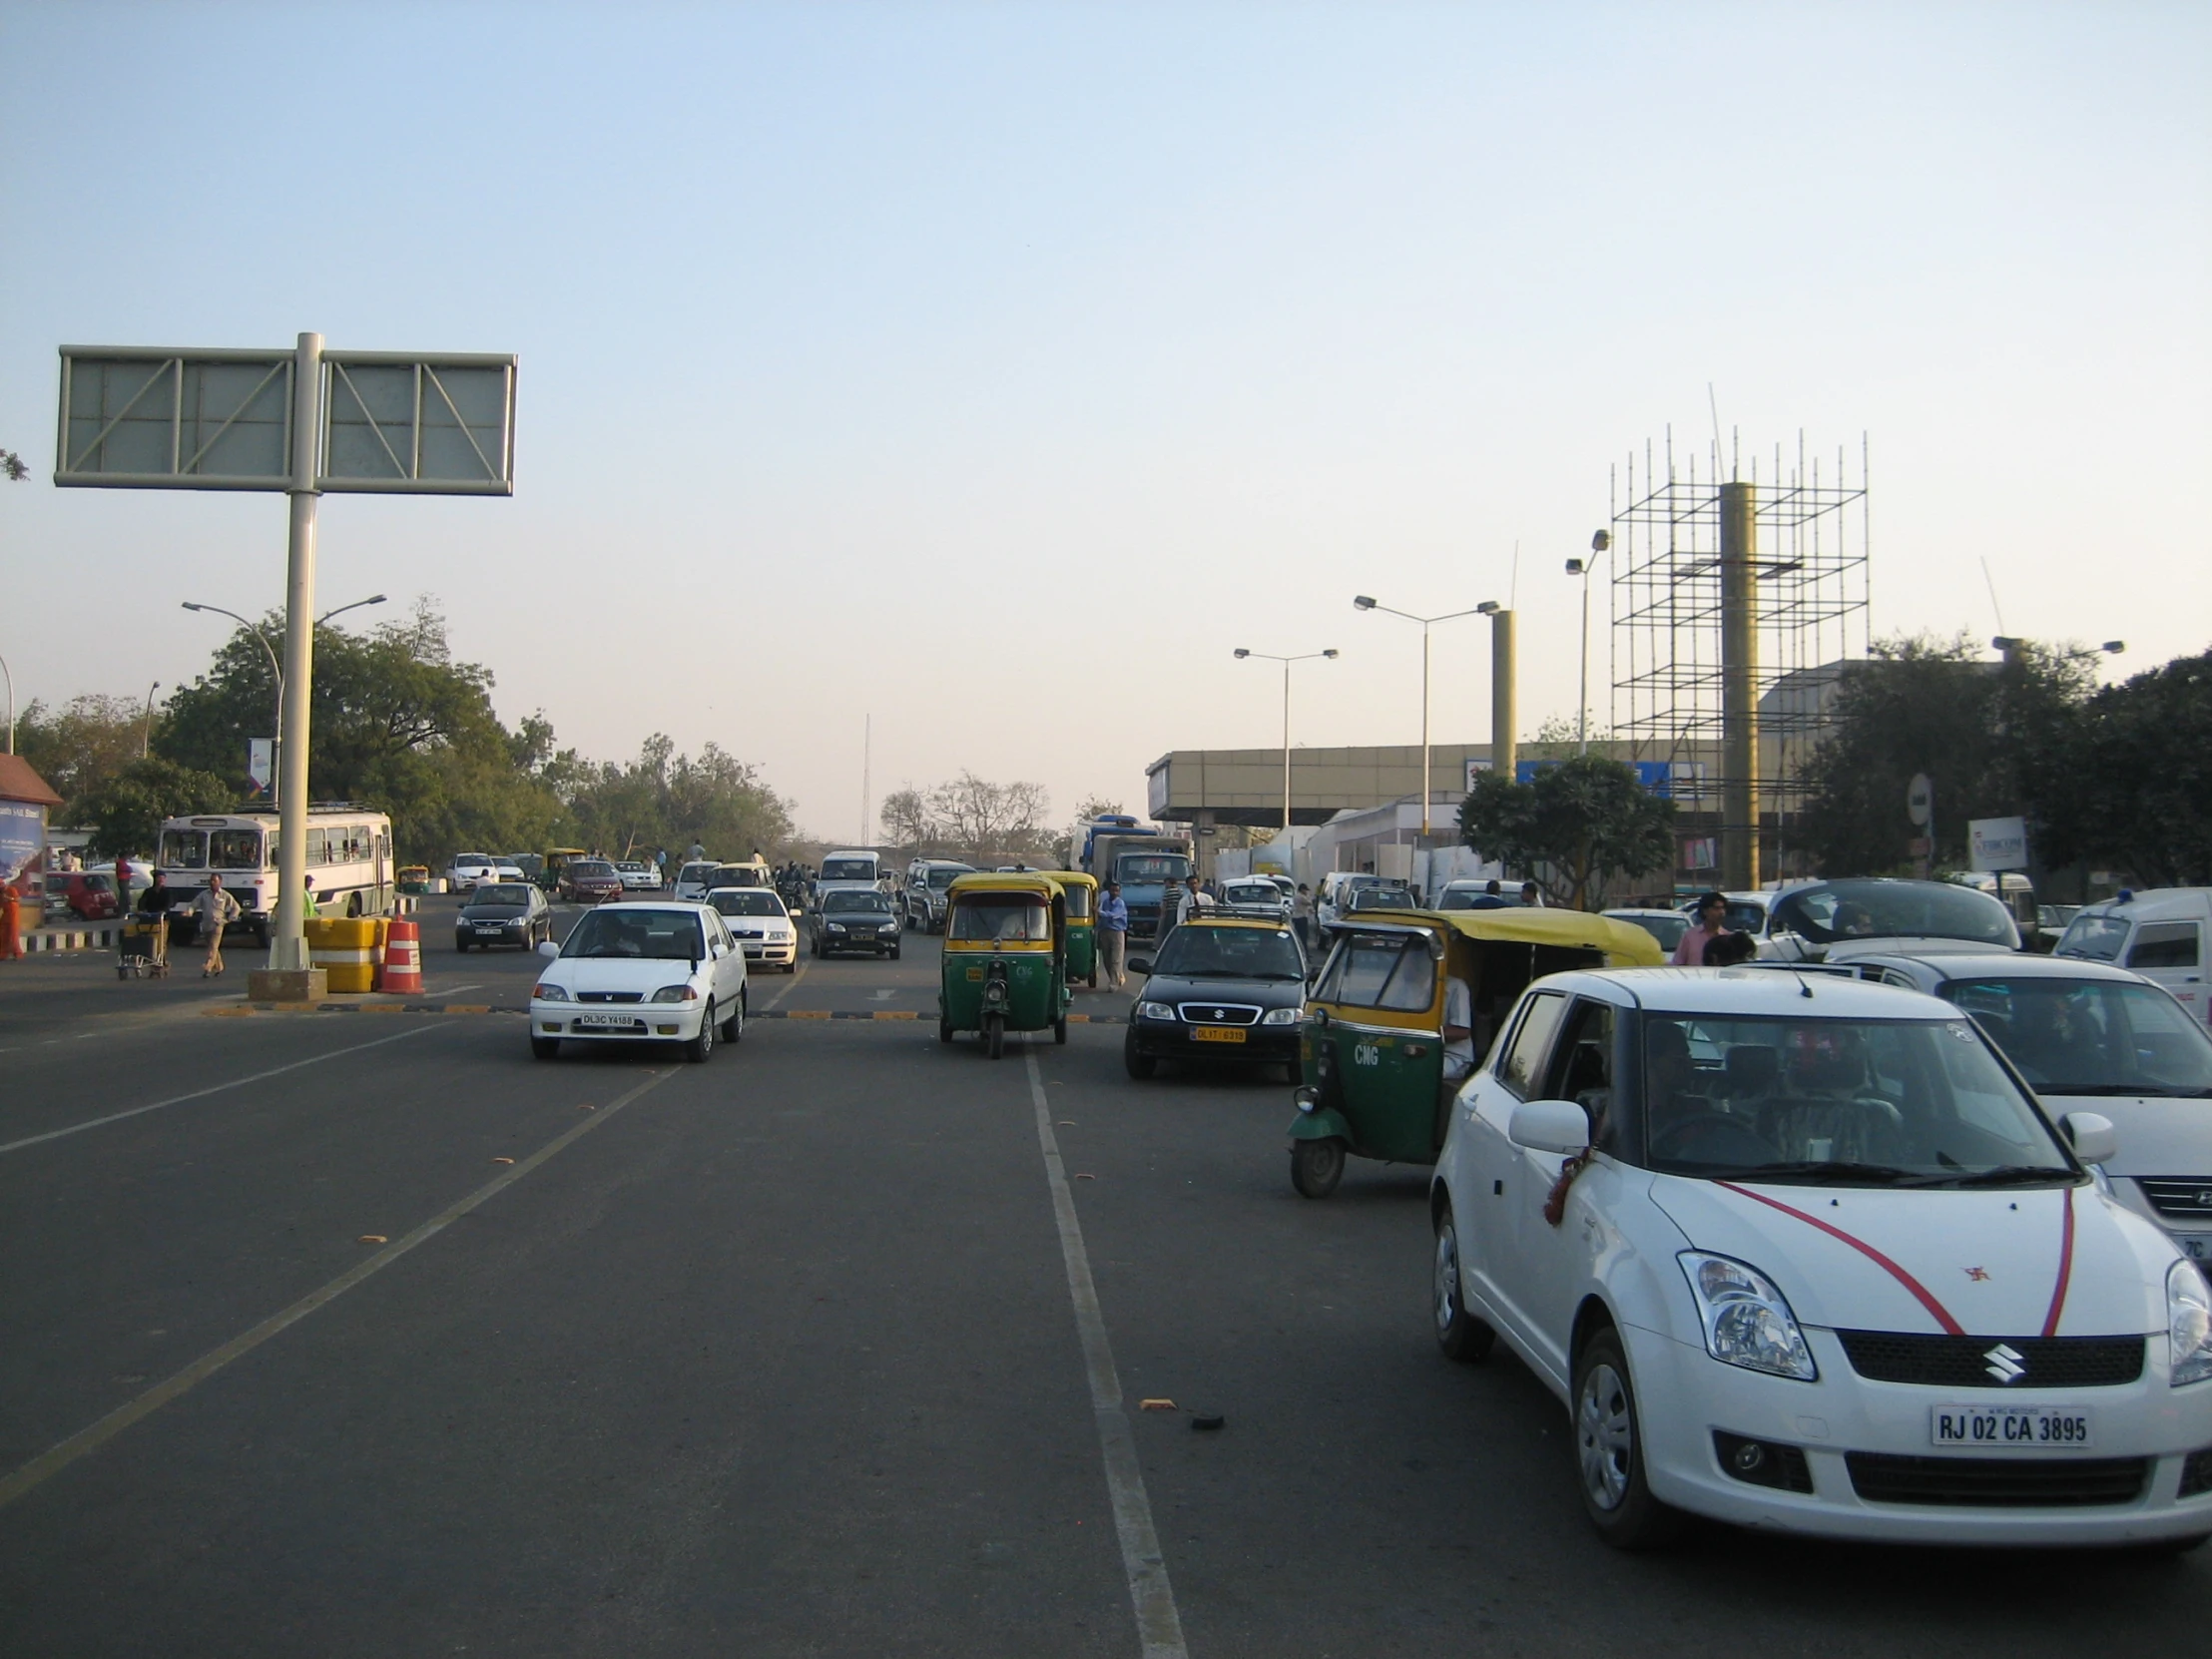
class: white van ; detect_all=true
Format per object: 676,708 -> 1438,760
816,849 -> 882,901
2057,888 -> 2212,1027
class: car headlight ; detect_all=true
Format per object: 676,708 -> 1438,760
1261,1005 -> 1303,1025
1138,1001 -> 1177,1022
2169,1259 -> 2212,1386
828,922 -> 847,932
531,982 -> 571,1001
878,921 -> 899,932
1677,1253 -> 1818,1381
651,984 -> 701,1003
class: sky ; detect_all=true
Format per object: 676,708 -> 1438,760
2,1 -> 2206,843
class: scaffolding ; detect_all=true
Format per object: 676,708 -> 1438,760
1609,430 -> 1870,885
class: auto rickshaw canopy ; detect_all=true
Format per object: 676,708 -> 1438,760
1347,905 -> 1664,967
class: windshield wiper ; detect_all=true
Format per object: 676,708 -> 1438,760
1901,1165 -> 2077,1188
1728,1161 -> 1923,1186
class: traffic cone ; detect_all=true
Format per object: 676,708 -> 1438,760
380,918 -> 423,994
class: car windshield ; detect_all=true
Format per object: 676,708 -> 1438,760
678,863 -> 716,884
925,867 -> 969,889
1770,880 -> 2014,947
1352,886 -> 1414,910
1150,926 -> 1305,980
1222,883 -> 1281,906
821,858 -> 875,881
1115,853 -> 1190,882
560,909 -> 705,961
948,895 -> 1050,941
466,885 -> 534,907
713,890 -> 787,917
823,890 -> 891,914
1613,912 -> 1690,950
1642,1013 -> 2074,1184
710,866 -> 766,887
2056,913 -> 2131,962
1943,976 -> 2212,1098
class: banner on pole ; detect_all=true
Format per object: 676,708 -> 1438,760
248,739 -> 276,795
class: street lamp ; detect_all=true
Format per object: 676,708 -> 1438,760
1233,647 -> 1340,833
1353,595 -> 1491,838
183,602 -> 285,808
0,648 -> 13,755
317,593 -> 387,628
143,682 -> 161,758
1566,530 -> 1609,757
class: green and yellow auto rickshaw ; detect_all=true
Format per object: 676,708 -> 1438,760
1289,906 -> 1662,1198
538,848 -> 588,894
938,871 -> 1072,1058
1048,870 -> 1100,988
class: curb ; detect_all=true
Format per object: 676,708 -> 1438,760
20,925 -> 127,953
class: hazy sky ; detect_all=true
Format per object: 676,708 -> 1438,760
3,2 -> 2206,842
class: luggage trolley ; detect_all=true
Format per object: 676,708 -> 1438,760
118,916 -> 170,979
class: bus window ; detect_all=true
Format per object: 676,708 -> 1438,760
210,829 -> 262,870
160,829 -> 207,868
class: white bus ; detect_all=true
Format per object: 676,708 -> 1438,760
156,807 -> 394,943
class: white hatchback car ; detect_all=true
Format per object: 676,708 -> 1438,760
1430,966 -> 2212,1550
530,901 -> 748,1063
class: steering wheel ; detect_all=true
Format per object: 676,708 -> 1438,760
1650,1112 -> 1778,1167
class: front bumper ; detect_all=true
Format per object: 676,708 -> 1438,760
531,1001 -> 707,1041
1126,1018 -> 1301,1063
1620,1319 -> 2212,1544
741,938 -> 798,964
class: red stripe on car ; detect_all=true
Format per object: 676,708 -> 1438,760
1714,1181 -> 1965,1336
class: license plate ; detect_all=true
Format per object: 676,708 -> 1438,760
1932,1405 -> 2093,1448
574,1013 -> 640,1030
475,925 -> 506,934
1193,1025 -> 1246,1044
2181,1235 -> 2212,1261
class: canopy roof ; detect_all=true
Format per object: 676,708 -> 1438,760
1349,905 -> 1666,966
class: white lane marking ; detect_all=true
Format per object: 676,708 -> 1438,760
431,982 -> 483,997
0,1067 -> 676,1511
1023,1049 -> 1188,1659
868,988 -> 893,1002
759,961 -> 810,1010
0,1025 -> 442,1157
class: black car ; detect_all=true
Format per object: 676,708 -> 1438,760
455,881 -> 551,951
810,889 -> 902,958
1124,917 -> 1306,1081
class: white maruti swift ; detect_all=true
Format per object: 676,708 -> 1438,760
1430,967 -> 2212,1550
529,901 -> 748,1063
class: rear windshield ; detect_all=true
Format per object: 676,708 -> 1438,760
1614,912 -> 1689,950
1943,976 -> 2212,1098
678,862 -> 716,884
821,858 -> 876,881
1151,926 -> 1304,980
924,866 -> 970,889
710,866 -> 767,887
572,861 -> 616,877
560,909 -> 704,961
1770,880 -> 2014,947
949,894 -> 1050,942
1222,883 -> 1283,906
466,885 -> 534,907
712,890 -> 787,917
823,890 -> 891,914
1315,930 -> 1436,1012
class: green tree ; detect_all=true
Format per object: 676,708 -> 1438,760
16,694 -> 156,816
75,757 -> 236,858
1796,634 -> 2096,875
1459,755 -> 1676,908
556,735 -> 796,862
2030,649 -> 2212,885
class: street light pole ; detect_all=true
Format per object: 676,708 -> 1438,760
0,649 -> 12,755
142,682 -> 160,758
1568,530 -> 1608,758
1353,596 -> 1490,838
182,602 -> 284,809
316,593 -> 387,628
1233,648 -> 1339,831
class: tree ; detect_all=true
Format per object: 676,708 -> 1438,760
879,787 -> 933,850
554,735 -> 796,861
2030,649 -> 2212,885
75,758 -> 235,857
15,694 -> 156,816
927,773 -> 1053,862
1795,634 -> 2097,875
0,448 -> 27,483
1459,755 -> 1676,908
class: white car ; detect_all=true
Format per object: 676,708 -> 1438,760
474,864 -> 528,887
1845,952 -> 2212,1263
444,852 -> 495,889
529,901 -> 748,1063
614,859 -> 660,891
708,885 -> 799,973
672,860 -> 721,903
2059,889 -> 2212,1029
1427,966 -> 2212,1549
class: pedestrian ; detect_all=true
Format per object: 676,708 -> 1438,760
138,870 -> 173,963
1467,878 -> 1507,910
0,875 -> 22,961
1672,891 -> 1731,966
301,874 -> 320,919
687,840 -> 706,863
1520,880 -> 1544,908
115,853 -> 133,901
1292,882 -> 1314,950
1098,880 -> 1130,988
197,874 -> 241,977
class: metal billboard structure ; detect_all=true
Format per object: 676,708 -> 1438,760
54,334 -> 516,982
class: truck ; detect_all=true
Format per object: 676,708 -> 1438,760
1080,822 -> 1193,942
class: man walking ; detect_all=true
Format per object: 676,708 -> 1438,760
138,869 -> 173,963
1098,880 -> 1130,988
197,874 -> 241,977
1292,882 -> 1314,951
1672,890 -> 1731,966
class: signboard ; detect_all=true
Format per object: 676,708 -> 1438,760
1969,816 -> 2029,872
0,800 -> 45,886
248,739 -> 276,796
56,347 -> 515,495
1473,757 -> 1683,795
1907,774 -> 1934,828
1680,835 -> 1717,871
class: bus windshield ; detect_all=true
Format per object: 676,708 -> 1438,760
159,830 -> 207,869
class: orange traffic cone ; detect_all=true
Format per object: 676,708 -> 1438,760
380,918 -> 423,994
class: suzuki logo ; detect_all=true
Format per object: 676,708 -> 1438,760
1983,1343 -> 2027,1385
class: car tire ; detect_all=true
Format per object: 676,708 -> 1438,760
1431,1207 -> 1496,1363
1572,1325 -> 1683,1551
721,995 -> 744,1043
531,1037 -> 560,1061
1290,1137 -> 1346,1199
685,1002 -> 716,1064
1123,1036 -> 1156,1079
891,943 -> 901,960
455,937 -> 467,953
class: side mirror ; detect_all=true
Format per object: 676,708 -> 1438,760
1127,956 -> 1153,976
1507,1098 -> 1591,1157
536,939 -> 558,959
2061,1111 -> 2117,1166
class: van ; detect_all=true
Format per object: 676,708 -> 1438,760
2056,888 -> 2212,1027
816,849 -> 882,900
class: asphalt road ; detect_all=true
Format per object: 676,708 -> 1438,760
2,894 -> 2207,1656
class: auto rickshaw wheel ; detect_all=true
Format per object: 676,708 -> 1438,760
1431,1207 -> 1496,1363
1088,967 -> 1098,988
1054,1013 -> 1068,1044
938,1013 -> 953,1043
1291,1137 -> 1347,1199
985,1014 -> 1005,1060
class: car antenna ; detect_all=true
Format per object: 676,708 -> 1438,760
1792,969 -> 1816,999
